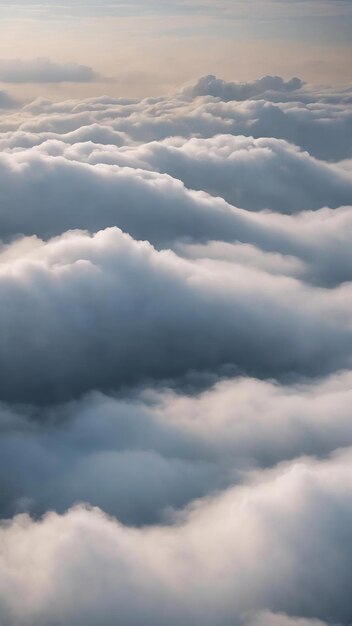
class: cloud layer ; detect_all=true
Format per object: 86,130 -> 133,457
1,371 -> 352,523
0,58 -> 99,84
1,226 -> 352,405
182,74 -> 305,101
0,74 -> 351,625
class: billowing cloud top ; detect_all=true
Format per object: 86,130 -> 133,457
182,74 -> 305,101
0,74 -> 352,626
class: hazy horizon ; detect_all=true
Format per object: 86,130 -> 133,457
0,0 -> 351,103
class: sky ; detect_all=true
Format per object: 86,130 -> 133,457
0,0 -> 351,100
1,2 -> 352,626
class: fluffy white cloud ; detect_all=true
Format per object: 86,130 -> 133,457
34,134 -> 350,213
1,450 -> 352,625
1,371 -> 352,523
182,74 -> 305,101
0,90 -> 17,109
0,77 -> 351,160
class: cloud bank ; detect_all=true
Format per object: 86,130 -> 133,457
0,58 -> 99,84
1,450 -> 352,625
182,74 -> 305,101
0,74 -> 352,625
1,371 -> 352,523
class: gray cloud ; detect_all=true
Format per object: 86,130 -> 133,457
0,58 -> 99,83
1,371 -> 352,523
1,227 -> 351,404
182,74 -> 352,106
0,89 -> 18,109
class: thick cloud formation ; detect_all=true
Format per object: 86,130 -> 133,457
1,371 -> 352,523
0,90 -> 17,109
0,74 -> 352,625
2,134 -> 348,214
0,146 -> 351,286
1,450 -> 352,625
78,134 -> 352,212
0,58 -> 99,83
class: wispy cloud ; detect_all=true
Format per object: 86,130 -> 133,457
0,58 -> 100,83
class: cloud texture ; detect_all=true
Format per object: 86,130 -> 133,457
0,90 -> 17,109
0,74 -> 352,625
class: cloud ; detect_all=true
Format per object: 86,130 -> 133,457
0,74 -> 351,625
243,613 -> 336,626
1,371 -> 352,523
0,227 -> 352,405
45,134 -> 351,214
1,450 -> 352,625
182,74 -> 305,101
0,89 -> 18,109
1,78 -> 350,160
0,58 -> 100,83
0,144 -> 351,286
